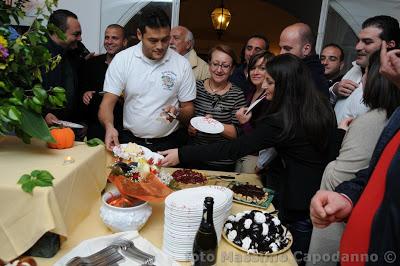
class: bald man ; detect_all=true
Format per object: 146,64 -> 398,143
170,26 -> 210,80
279,23 -> 329,98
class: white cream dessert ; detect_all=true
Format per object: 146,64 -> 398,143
223,210 -> 290,254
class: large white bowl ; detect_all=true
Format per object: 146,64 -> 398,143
100,190 -> 152,232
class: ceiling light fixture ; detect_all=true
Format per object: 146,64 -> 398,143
210,0 -> 231,39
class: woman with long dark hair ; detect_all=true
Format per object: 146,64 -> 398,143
160,54 -> 337,257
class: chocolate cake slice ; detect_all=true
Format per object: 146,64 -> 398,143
230,183 -> 269,204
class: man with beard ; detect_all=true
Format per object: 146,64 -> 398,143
99,7 -> 196,152
80,24 -> 127,139
331,15 -> 400,123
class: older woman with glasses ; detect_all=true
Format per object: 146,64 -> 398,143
187,44 -> 246,171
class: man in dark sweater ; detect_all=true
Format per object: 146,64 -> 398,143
279,23 -> 329,98
43,9 -> 84,126
80,24 -> 127,139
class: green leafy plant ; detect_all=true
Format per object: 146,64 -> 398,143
0,0 -> 66,143
17,170 -> 55,193
85,137 -> 104,147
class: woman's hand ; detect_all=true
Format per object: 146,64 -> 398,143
235,107 -> 252,124
159,149 -> 180,167
338,117 -> 353,131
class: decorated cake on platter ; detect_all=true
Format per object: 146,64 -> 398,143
223,210 -> 292,255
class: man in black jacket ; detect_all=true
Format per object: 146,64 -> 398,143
279,23 -> 329,98
43,9 -> 84,126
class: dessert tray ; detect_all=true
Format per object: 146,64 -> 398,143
227,181 -> 274,209
222,210 -> 292,256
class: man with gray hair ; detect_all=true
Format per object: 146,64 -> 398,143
170,26 -> 210,80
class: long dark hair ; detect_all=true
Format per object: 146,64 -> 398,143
363,50 -> 400,118
265,54 -> 335,150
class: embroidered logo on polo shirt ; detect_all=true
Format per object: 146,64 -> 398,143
161,71 -> 177,90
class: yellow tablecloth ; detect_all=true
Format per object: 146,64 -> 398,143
35,168 -> 297,266
0,136 -> 107,260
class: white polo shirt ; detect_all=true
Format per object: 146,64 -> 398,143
104,42 -> 196,138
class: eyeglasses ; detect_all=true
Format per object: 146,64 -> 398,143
210,62 -> 232,71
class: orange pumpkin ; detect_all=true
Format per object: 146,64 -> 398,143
47,127 -> 75,149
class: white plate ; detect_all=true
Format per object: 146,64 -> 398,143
113,143 -> 164,162
245,95 -> 266,115
55,120 -> 84,129
190,116 -> 224,134
165,186 -> 232,211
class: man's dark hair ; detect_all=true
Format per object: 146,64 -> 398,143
138,7 -> 170,34
322,43 -> 344,61
48,9 -> 78,33
362,15 -> 400,48
106,24 -> 127,39
363,50 -> 400,118
239,34 -> 270,64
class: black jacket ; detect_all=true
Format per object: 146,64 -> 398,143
179,114 -> 343,222
42,37 -> 83,122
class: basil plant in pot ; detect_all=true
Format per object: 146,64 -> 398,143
0,0 -> 66,144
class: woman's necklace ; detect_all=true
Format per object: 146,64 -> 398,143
208,79 -> 230,94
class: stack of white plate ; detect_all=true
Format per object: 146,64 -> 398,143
162,186 -> 233,261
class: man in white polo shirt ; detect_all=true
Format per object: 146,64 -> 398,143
99,7 -> 196,151
330,15 -> 399,124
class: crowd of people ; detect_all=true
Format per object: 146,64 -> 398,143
40,6 -> 400,266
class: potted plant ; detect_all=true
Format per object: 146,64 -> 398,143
0,0 -> 66,144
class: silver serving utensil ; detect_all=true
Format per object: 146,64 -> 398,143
66,245 -> 118,266
113,239 -> 155,264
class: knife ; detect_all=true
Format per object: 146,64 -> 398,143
208,175 -> 236,180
